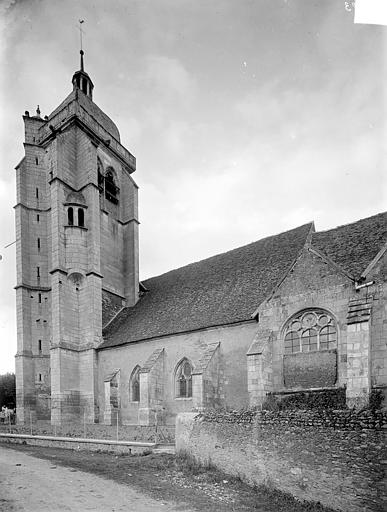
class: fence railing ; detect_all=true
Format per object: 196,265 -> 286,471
0,414 -> 175,444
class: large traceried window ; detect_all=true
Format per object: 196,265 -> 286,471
284,310 -> 337,354
129,366 -> 141,402
175,359 -> 193,398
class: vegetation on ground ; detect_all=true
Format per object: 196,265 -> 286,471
2,444 -> 335,512
0,373 -> 15,408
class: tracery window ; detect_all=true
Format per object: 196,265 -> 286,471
130,366 -> 141,402
284,310 -> 337,354
175,359 -> 193,398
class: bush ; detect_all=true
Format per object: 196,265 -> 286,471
0,373 -> 16,408
368,389 -> 384,411
261,388 -> 347,412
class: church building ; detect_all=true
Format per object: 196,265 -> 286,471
14,53 -> 387,426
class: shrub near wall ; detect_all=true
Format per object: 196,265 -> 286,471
176,408 -> 387,512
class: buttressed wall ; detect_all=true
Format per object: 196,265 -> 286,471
97,322 -> 257,426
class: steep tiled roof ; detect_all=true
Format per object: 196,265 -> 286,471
101,223 -> 312,348
101,212 -> 387,350
311,212 -> 387,279
44,89 -> 121,142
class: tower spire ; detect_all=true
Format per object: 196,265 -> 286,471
78,20 -> 85,71
72,19 -> 94,100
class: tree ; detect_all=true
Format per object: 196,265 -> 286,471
0,373 -> 16,408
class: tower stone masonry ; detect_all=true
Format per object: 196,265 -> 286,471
15,52 -> 139,425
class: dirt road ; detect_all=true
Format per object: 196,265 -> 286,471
0,445 -> 192,511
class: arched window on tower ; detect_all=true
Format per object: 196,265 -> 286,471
175,359 -> 193,398
82,78 -> 88,95
129,366 -> 141,402
78,208 -> 84,227
104,169 -> 119,204
68,207 -> 74,226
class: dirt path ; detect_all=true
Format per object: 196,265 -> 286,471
0,446 -> 192,512
0,443 -> 334,512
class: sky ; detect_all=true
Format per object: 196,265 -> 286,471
0,0 -> 385,374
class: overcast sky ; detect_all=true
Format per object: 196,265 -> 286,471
0,0 -> 385,374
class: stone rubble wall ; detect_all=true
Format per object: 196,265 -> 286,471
176,410 -> 387,512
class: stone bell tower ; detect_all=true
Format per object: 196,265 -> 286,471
15,51 -> 139,425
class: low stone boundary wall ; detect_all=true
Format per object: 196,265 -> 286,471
0,433 -> 156,455
3,422 -> 175,444
176,412 -> 386,512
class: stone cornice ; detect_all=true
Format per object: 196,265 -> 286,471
86,271 -> 103,279
117,217 -> 140,226
14,284 -> 51,292
40,114 -> 135,174
14,203 -> 51,213
50,341 -> 98,352
49,268 -> 68,276
48,176 -> 100,194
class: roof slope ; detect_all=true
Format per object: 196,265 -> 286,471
101,212 -> 387,350
101,223 -> 312,348
43,89 -> 121,142
311,212 -> 387,279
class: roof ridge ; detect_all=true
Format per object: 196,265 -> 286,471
252,222 -> 314,317
143,222 -> 314,284
311,211 -> 387,279
313,211 -> 387,235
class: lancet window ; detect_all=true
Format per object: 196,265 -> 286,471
175,359 -> 193,398
130,366 -> 141,402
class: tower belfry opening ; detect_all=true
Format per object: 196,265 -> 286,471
72,50 -> 94,100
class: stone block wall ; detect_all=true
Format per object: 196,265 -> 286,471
97,321 -> 257,425
16,92 -> 139,426
248,247 -> 386,408
176,411 -> 387,512
283,350 -> 337,388
257,248 -> 352,394
97,144 -> 139,305
192,343 -> 224,410
15,114 -> 52,423
368,253 -> 387,393
247,330 -> 273,406
138,348 -> 165,425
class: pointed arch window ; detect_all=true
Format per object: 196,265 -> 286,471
284,309 -> 337,354
175,359 -> 193,398
129,366 -> 141,402
104,168 -> 119,204
97,159 -> 104,193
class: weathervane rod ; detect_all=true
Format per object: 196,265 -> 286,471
79,19 -> 85,52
